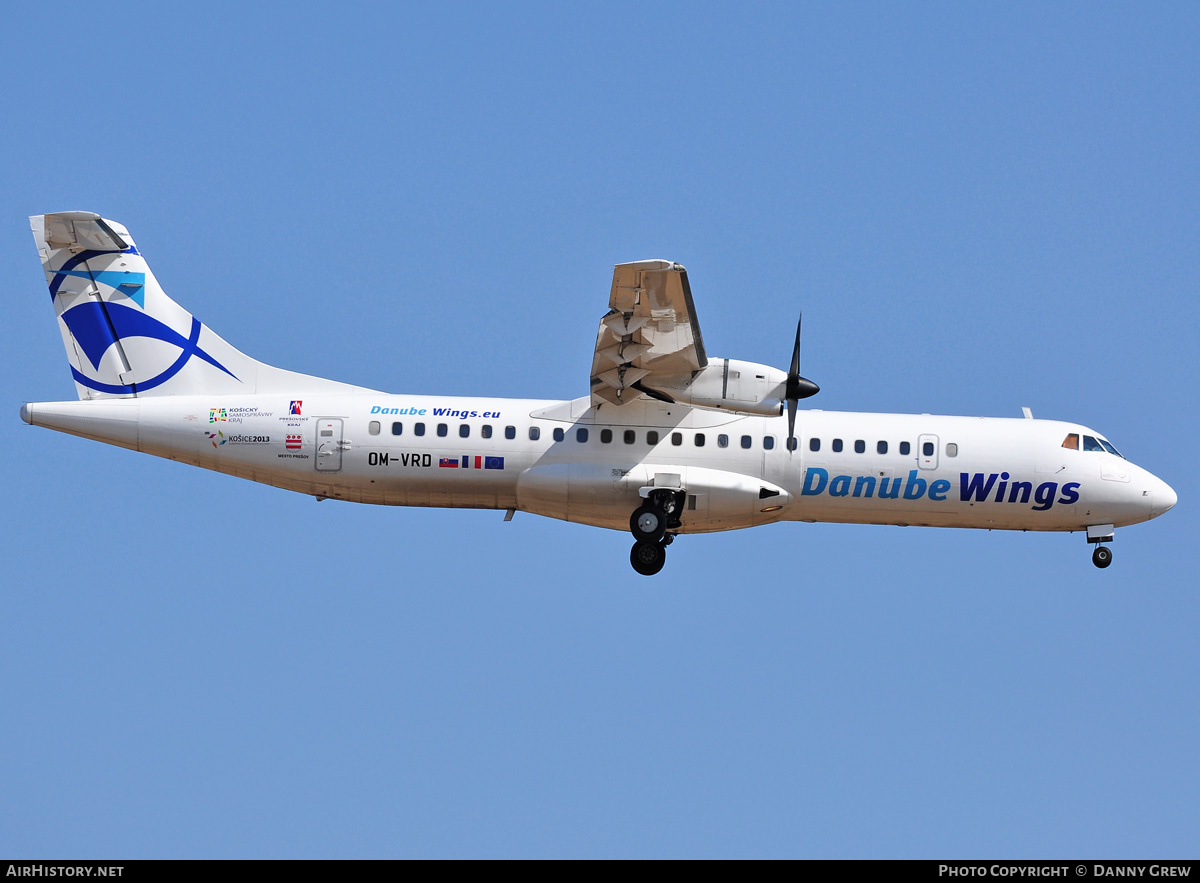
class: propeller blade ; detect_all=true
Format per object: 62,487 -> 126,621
784,312 -> 818,453
790,314 -> 802,378
787,397 -> 797,452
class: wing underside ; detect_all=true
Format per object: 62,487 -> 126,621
589,260 -> 707,407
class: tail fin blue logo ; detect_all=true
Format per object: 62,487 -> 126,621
54,269 -> 147,308
47,246 -> 238,395
58,301 -> 237,394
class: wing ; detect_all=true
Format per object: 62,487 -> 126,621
589,260 -> 708,406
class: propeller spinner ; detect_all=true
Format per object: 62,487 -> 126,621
785,315 -> 820,451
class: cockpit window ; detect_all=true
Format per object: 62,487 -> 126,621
1073,433 -> 1125,458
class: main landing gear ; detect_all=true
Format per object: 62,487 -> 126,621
1092,545 -> 1113,569
629,490 -> 684,575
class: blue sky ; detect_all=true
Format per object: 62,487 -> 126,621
2,2 -> 1197,858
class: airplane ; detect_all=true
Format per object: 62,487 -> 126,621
21,212 -> 1176,575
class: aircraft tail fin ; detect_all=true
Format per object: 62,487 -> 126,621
31,212 -> 371,400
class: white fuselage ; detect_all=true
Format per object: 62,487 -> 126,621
21,392 -> 1175,536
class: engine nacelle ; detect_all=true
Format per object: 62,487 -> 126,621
647,358 -> 787,417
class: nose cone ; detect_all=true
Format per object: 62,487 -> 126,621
1155,479 -> 1178,517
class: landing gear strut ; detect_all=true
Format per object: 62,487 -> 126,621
1092,545 -> 1113,569
628,490 -> 684,575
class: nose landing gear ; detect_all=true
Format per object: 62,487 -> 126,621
628,490 -> 684,575
1086,524 -> 1115,569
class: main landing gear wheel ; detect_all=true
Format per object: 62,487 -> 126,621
1092,545 -> 1113,569
630,505 -> 667,542
630,540 -> 667,576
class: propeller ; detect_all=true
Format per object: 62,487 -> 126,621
784,314 -> 820,452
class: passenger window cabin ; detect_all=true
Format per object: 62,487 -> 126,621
369,421 -> 380,436
392,422 -> 403,436
576,428 -> 588,443
505,426 -> 516,440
